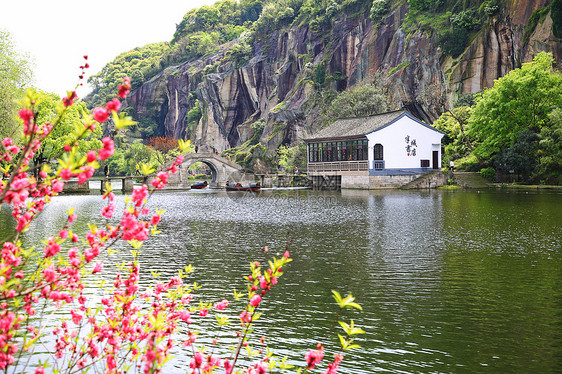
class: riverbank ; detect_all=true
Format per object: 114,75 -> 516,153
491,183 -> 562,190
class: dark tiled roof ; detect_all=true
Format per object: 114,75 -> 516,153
305,111 -> 404,141
305,110 -> 442,141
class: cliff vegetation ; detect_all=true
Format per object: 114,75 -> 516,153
83,0 -> 562,181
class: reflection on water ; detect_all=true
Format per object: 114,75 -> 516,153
2,189 -> 562,373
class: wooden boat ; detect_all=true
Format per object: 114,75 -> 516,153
225,182 -> 261,192
190,181 -> 208,189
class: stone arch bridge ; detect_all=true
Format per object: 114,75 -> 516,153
165,152 -> 254,188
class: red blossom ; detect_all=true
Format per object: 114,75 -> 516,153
250,294 -> 261,307
93,107 -> 109,123
117,77 -> 131,99
98,137 -> 114,160
62,91 -> 77,107
106,98 -> 121,112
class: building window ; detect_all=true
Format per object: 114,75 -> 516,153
374,144 -> 383,160
308,138 -> 368,163
421,159 -> 430,168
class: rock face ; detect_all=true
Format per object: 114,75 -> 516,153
126,0 -> 562,153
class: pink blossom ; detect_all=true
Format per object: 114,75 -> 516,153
43,265 -> 57,283
68,247 -> 78,258
179,310 -> 192,324
59,168 -> 72,181
305,344 -> 324,370
224,359 -> 233,374
214,299 -> 229,310
44,238 -> 61,258
106,98 -> 121,112
250,294 -> 262,307
93,107 -> 109,123
92,262 -> 103,273
118,77 -> 131,99
62,91 -> 77,107
59,230 -> 68,239
70,309 -> 82,325
19,108 -> 33,123
324,354 -> 344,374
106,355 -> 116,370
150,172 -> 169,189
190,352 -> 204,369
101,204 -> 114,218
150,214 -> 161,225
2,138 -> 12,147
35,367 -> 45,374
86,150 -> 97,163
131,185 -> 148,207
98,137 -> 114,160
52,180 -> 64,194
199,309 -> 208,317
254,362 -> 267,374
68,213 -> 77,223
78,165 -> 94,184
239,310 -> 252,324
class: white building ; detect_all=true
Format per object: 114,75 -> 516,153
305,110 -> 445,189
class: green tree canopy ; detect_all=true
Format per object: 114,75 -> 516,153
33,91 -> 102,164
326,84 -> 388,121
0,30 -> 33,142
469,52 -> 562,159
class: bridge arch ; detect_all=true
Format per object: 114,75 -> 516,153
164,152 -> 253,188
184,160 -> 218,183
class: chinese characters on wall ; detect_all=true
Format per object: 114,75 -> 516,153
405,135 -> 417,156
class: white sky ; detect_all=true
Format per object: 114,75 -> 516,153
0,0 -> 216,98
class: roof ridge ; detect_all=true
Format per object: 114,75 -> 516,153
333,109 -> 405,121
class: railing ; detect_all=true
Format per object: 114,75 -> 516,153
308,160 -> 369,173
373,160 -> 385,170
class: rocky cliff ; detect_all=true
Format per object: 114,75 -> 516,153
125,0 -> 561,153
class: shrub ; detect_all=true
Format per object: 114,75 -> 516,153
438,27 -> 468,58
480,167 -> 496,181
480,0 -> 500,17
450,8 -> 479,30
370,0 -> 391,22
186,100 -> 203,125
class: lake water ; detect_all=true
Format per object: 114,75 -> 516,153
1,188 -> 561,373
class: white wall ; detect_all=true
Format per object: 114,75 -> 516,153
366,116 -> 443,170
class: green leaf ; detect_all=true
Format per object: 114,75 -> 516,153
112,111 -> 136,129
141,163 -> 155,176
333,291 -> 362,310
178,139 -> 191,152
338,320 -> 365,336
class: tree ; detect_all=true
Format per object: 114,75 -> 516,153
32,91 -> 103,169
469,52 -> 562,159
370,0 -> 391,22
0,30 -> 33,142
326,84 -> 388,121
146,135 -> 180,165
493,129 -> 538,182
537,108 -> 562,183
434,106 -> 475,161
